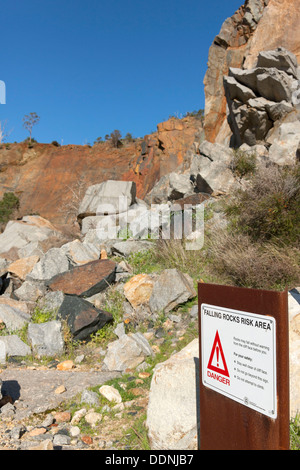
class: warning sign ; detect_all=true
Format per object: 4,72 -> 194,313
207,331 -> 230,378
201,304 -> 277,419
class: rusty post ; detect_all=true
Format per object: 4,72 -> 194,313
198,283 -> 290,450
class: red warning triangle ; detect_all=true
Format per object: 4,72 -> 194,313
207,331 -> 230,378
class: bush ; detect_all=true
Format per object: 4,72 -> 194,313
226,164 -> 300,244
0,192 -> 19,224
124,133 -> 134,142
229,149 -> 257,177
51,140 -> 60,147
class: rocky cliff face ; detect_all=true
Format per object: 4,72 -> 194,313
204,0 -> 300,144
0,116 -> 201,229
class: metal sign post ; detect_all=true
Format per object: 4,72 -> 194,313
198,283 -> 290,450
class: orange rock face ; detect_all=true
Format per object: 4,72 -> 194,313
204,0 -> 300,144
244,0 -> 300,69
0,117 -> 201,229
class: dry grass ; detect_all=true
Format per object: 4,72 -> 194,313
207,229 -> 300,290
154,238 -> 206,280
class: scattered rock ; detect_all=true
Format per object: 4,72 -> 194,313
256,47 -> 298,79
81,389 -> 100,406
0,304 -> 31,332
0,335 -> 31,358
224,47 -> 300,147
8,256 -> 40,281
81,435 -> 93,446
149,269 -> 196,313
60,239 -> 100,266
99,385 -> 122,404
85,411 -> 102,427
0,341 -> 6,364
0,297 -> 29,314
103,333 -> 152,372
190,141 -> 237,194
268,121 -> 300,166
1,402 -> 16,418
53,411 -> 71,423
26,427 -> 47,438
14,280 -> 46,303
28,439 -> 54,451
71,408 -> 87,425
28,248 -> 70,283
53,433 -> 71,447
123,274 -> 154,308
56,360 -> 75,371
27,321 -> 64,357
114,322 -> 126,339
54,385 -> 67,395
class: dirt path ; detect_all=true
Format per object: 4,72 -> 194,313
0,368 -> 121,420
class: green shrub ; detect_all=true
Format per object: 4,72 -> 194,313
0,192 -> 19,224
229,149 -> 257,177
226,165 -> 300,244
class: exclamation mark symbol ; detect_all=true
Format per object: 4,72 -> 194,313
216,346 -> 219,367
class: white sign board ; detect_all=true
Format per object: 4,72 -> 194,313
201,304 -> 277,419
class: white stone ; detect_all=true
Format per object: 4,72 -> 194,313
99,385 -> 122,404
146,339 -> 199,450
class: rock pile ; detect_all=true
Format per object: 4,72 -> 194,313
0,177 -> 201,367
224,47 -> 300,152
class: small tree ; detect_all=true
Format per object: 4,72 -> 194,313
0,120 -> 13,144
110,129 -> 122,148
23,112 -> 40,143
124,132 -> 134,142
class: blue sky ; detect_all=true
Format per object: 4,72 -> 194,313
1,0 -> 243,145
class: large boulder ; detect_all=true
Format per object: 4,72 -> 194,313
267,121 -> 300,166
78,180 -> 136,219
146,339 -> 199,450
57,295 -> 113,341
224,48 -> 300,146
190,141 -> 237,195
256,47 -> 298,79
229,66 -> 295,103
47,259 -> 116,298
